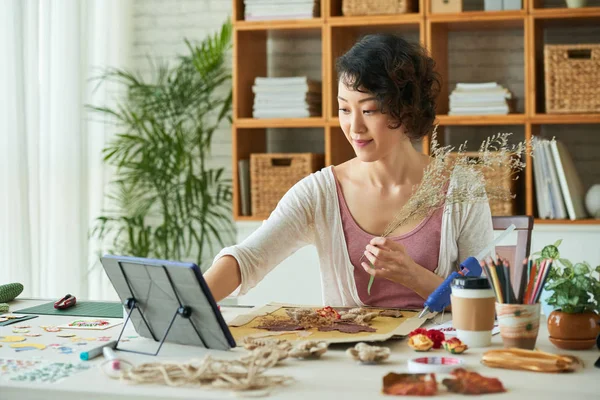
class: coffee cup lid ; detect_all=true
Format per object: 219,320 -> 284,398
451,276 -> 491,290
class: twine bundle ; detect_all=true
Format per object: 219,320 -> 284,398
119,348 -> 293,393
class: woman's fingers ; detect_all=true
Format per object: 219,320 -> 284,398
370,237 -> 406,253
361,261 -> 389,279
365,244 -> 391,260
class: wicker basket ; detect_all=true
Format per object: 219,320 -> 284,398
544,44 -> 600,114
250,153 -> 324,217
342,0 -> 415,16
445,152 -> 517,216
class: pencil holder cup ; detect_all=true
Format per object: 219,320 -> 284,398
495,303 -> 541,350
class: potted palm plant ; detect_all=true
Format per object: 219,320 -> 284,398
90,21 -> 235,268
536,241 -> 600,350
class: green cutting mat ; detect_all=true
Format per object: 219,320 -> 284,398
15,301 -> 123,318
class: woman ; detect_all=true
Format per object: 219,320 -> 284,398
204,34 -> 493,308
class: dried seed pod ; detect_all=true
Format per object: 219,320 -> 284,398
289,340 -> 329,359
347,342 -> 391,364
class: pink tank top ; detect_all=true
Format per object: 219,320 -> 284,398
333,171 -> 443,309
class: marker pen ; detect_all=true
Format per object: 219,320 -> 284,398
80,340 -> 117,361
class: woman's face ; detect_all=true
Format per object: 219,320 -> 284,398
337,81 -> 405,163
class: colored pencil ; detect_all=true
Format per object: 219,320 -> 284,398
530,259 -> 547,305
517,258 -> 529,304
481,261 -> 500,303
488,258 -> 504,304
533,260 -> 553,304
523,261 -> 538,304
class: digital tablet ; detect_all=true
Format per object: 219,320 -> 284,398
100,255 -> 236,351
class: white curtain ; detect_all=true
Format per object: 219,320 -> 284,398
0,0 -> 132,300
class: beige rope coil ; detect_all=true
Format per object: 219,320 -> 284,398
119,348 -> 294,393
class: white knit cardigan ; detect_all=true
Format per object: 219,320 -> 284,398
213,166 -> 494,307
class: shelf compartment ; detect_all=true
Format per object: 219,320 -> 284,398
235,117 -> 326,128
427,24 -> 526,116
529,16 -> 600,114
436,114 -> 527,125
233,28 -> 324,120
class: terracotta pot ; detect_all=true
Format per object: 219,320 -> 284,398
547,310 -> 600,350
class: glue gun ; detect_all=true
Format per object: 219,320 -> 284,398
417,224 -> 516,319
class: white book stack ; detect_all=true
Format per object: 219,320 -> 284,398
244,0 -> 319,21
252,76 -> 322,119
448,82 -> 513,115
532,137 -> 588,220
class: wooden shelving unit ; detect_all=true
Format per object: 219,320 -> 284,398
231,0 -> 600,223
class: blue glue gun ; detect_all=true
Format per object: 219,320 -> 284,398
418,257 -> 482,318
417,224 -> 516,318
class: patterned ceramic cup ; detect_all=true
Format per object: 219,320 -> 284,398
495,303 -> 541,350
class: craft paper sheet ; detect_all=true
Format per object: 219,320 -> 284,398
228,303 -> 427,344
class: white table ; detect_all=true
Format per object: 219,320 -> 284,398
0,299 -> 598,400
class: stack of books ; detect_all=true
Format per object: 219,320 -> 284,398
448,82 -> 513,115
252,77 -> 322,119
532,137 -> 587,220
244,0 -> 320,21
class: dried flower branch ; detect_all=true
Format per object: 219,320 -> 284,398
366,128 -> 533,294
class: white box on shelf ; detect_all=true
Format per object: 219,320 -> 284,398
484,0 -> 503,11
503,0 -> 522,9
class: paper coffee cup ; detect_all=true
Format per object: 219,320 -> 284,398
451,277 -> 496,348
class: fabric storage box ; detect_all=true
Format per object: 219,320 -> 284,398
544,44 -> 600,114
342,0 -> 416,16
250,153 -> 324,217
445,152 -> 517,216
431,0 -> 462,13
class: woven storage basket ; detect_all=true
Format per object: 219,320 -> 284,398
250,153 -> 324,217
445,152 -> 517,216
342,0 -> 415,16
544,44 -> 600,114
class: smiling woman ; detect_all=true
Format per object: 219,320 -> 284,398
203,34 -> 494,309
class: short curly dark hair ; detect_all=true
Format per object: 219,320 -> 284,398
336,33 -> 441,141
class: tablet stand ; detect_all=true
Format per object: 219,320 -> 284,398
113,260 -> 207,356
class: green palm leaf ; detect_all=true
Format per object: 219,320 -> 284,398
89,20 -> 235,267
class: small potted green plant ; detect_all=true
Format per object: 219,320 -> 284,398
535,241 -> 600,350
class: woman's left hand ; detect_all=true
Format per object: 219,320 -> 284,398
361,237 -> 418,288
